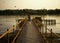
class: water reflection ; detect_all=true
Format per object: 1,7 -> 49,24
31,15 -> 60,33
44,15 -> 60,33
0,15 -> 26,35
0,15 -> 60,35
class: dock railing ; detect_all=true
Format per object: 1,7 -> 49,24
32,19 -> 60,43
12,18 -> 27,43
42,22 -> 60,43
0,18 -> 27,43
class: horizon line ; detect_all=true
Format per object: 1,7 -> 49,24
0,8 -> 60,10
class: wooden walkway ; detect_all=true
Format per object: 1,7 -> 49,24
15,21 -> 46,43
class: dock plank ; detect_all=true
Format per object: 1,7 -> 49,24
15,21 -> 46,43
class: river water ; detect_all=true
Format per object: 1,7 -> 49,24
44,15 -> 60,33
31,15 -> 60,33
0,15 -> 60,35
0,15 -> 26,35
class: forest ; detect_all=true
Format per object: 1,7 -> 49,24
0,9 -> 60,15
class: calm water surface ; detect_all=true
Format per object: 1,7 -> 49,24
44,15 -> 60,33
0,15 -> 26,34
0,15 -> 60,35
31,15 -> 60,33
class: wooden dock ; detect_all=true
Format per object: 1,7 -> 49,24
0,17 -> 60,43
15,21 -> 46,43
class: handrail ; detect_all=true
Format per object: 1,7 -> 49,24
0,19 -> 25,39
0,26 -> 15,39
0,31 -> 8,39
47,28 -> 60,38
44,23 -> 60,43
44,23 -> 60,38
32,20 -> 49,43
12,19 -> 27,43
32,19 -> 60,43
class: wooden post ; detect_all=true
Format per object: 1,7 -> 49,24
13,25 -> 15,33
42,25 -> 44,34
7,29 -> 9,43
45,27 -> 47,37
45,21 -> 47,37
40,27 -> 41,33
50,29 -> 52,43
13,25 -> 14,28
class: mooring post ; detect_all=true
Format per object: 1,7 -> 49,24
7,29 -> 9,43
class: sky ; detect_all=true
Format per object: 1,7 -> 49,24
0,0 -> 60,10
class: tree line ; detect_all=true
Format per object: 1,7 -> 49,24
0,9 -> 60,15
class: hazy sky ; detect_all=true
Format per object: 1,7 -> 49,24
0,0 -> 60,10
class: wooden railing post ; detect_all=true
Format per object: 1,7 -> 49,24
40,27 -> 41,33
13,25 -> 15,33
50,29 -> 52,43
42,25 -> 44,34
44,20 -> 47,37
7,29 -> 9,43
45,27 -> 47,37
45,21 -> 47,37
